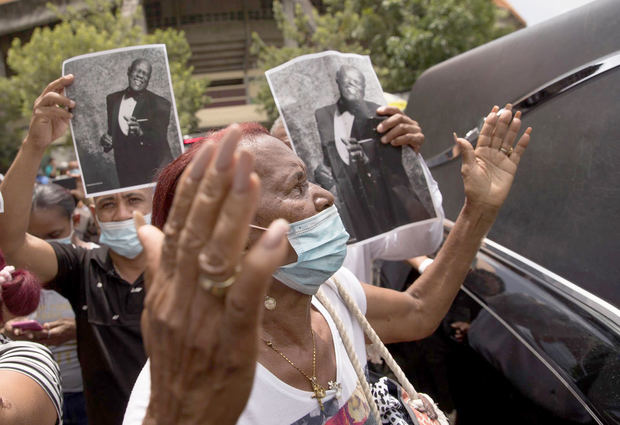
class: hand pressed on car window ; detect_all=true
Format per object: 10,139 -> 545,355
455,104 -> 532,214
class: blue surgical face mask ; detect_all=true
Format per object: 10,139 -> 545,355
266,205 -> 349,295
98,213 -> 151,259
45,222 -> 74,245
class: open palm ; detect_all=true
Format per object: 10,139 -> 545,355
456,105 -> 532,212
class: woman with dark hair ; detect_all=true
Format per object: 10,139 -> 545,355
29,183 -> 77,242
0,251 -> 63,425
125,101 -> 531,424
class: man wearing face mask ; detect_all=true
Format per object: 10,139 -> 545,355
0,76 -> 150,425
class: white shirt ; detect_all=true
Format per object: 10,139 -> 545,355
122,267 -> 370,425
333,109 -> 355,165
118,95 -> 137,136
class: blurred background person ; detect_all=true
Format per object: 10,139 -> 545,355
4,182 -> 89,425
0,251 -> 63,425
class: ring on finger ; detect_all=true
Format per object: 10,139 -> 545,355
199,265 -> 241,297
499,146 -> 513,157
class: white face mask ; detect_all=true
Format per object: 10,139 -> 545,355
98,213 -> 151,259
45,222 -> 74,245
253,206 -> 349,295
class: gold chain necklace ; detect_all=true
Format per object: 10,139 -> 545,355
263,330 -> 327,411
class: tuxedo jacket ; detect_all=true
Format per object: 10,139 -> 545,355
313,100 -> 431,241
314,100 -> 381,152
105,89 -> 172,187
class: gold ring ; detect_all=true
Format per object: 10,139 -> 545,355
499,146 -> 513,157
198,265 -> 241,297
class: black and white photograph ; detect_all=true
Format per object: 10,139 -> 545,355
63,44 -> 183,196
266,51 -> 439,244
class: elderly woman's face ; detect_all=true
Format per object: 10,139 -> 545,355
249,134 -> 334,227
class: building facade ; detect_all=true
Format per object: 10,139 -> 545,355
0,0 -> 284,130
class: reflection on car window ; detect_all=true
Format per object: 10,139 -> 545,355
465,253 -> 620,425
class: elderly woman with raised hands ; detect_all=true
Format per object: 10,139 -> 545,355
128,106 -> 531,425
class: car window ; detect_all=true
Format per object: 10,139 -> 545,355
464,249 -> 620,424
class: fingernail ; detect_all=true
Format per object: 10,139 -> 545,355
377,124 -> 383,132
453,132 -> 458,142
261,219 -> 289,249
505,103 -> 512,110
492,105 -> 499,112
133,211 -> 145,229
380,136 -> 387,143
189,143 -> 214,180
515,111 -> 522,119
216,124 -> 241,171
233,151 -> 253,193
70,100 -> 76,107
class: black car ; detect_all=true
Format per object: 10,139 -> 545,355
397,0 -> 620,424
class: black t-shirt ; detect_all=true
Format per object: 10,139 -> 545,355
49,243 -> 146,425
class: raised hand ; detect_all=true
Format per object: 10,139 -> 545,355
26,75 -> 75,149
135,124 -> 290,425
455,104 -> 532,213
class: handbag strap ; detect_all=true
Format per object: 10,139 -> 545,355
315,289 -> 382,424
319,276 -> 447,424
328,276 -> 420,399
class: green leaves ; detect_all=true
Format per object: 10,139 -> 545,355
0,0 -> 208,172
252,0 -> 517,121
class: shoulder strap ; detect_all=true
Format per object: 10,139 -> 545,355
326,277 -> 419,399
315,286 -> 381,424
319,277 -> 448,425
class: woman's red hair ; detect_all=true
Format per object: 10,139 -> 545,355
0,251 -> 41,321
152,122 -> 270,229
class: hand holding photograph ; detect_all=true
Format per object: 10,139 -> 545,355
63,44 -> 184,197
266,51 -> 441,248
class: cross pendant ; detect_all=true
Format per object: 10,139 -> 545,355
311,379 -> 326,411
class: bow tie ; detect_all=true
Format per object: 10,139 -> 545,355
124,90 -> 142,101
337,98 -> 370,118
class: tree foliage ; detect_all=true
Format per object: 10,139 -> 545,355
252,0 -> 517,121
0,0 -> 208,172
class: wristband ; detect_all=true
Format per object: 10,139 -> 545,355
418,258 -> 434,274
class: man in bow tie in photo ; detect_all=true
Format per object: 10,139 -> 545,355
100,58 -> 172,188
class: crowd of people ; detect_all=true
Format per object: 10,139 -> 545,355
0,71 -> 531,425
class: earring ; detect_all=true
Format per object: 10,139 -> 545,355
264,295 -> 276,311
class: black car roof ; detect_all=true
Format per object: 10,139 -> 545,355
405,0 -> 620,307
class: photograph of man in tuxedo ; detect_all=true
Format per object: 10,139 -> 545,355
314,65 -> 433,242
99,58 -> 173,188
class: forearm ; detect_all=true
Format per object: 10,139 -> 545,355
405,201 -> 497,335
142,391 -> 241,425
0,138 -> 46,255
